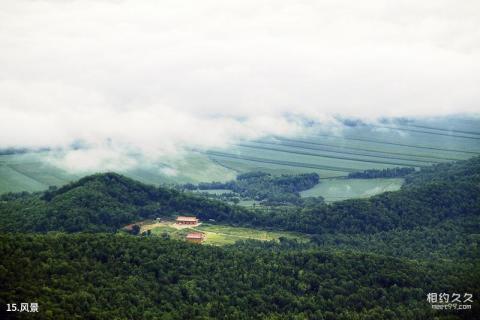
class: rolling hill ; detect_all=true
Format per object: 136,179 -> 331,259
0,156 -> 479,319
1,156 -> 479,251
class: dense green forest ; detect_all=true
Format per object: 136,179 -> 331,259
1,233 -> 478,320
0,157 -> 479,318
0,173 -> 253,233
347,167 -> 415,179
1,158 -> 478,237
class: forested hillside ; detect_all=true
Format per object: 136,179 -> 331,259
1,157 -> 479,237
1,0 -> 479,318
0,173 -> 254,232
0,157 -> 479,319
0,233 -> 478,320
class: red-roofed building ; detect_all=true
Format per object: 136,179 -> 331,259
186,232 -> 205,243
175,216 -> 199,225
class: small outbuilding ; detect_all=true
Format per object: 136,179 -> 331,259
186,232 -> 205,244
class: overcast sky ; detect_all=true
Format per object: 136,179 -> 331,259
1,0 -> 479,167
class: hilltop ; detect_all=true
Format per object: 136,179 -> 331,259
0,157 -> 479,242
0,158 -> 479,319
0,172 -> 253,233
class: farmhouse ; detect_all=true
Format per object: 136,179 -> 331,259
186,232 -> 205,244
175,216 -> 199,225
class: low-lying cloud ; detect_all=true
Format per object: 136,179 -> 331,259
1,0 -> 479,171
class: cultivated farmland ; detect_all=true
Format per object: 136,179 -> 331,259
1,117 -> 479,199
208,117 -> 480,177
300,178 -> 404,203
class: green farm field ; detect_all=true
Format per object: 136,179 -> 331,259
0,152 -> 237,194
1,117 -> 479,200
0,152 -> 80,194
300,178 -> 404,203
193,189 -> 233,195
149,222 -> 310,246
209,117 -> 480,172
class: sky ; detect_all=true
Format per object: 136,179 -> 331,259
1,0 -> 479,169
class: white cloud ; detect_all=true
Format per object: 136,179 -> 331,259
160,167 -> 178,177
0,0 -> 479,169
47,147 -> 140,173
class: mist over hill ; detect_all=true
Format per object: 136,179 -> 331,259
1,116 -> 479,199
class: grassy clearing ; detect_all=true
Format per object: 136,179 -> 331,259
149,222 -> 309,245
193,189 -> 233,195
300,178 -> 404,203
237,199 -> 261,207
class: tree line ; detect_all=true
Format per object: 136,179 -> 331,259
347,167 -> 416,179
182,171 -> 320,205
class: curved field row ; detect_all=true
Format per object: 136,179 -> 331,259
244,142 -> 446,164
210,157 -> 348,178
235,144 -> 424,167
283,135 -> 480,155
399,124 -> 480,136
205,151 -> 358,172
267,138 -> 463,161
371,125 -> 480,140
0,165 -> 46,193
